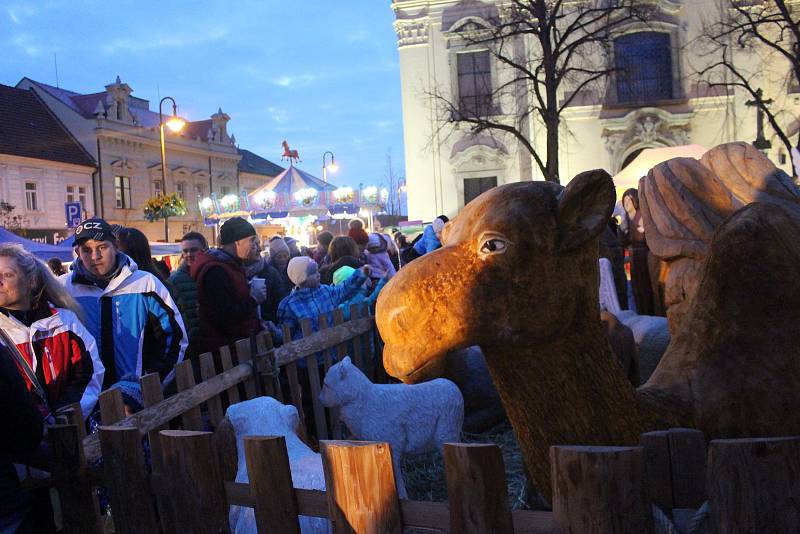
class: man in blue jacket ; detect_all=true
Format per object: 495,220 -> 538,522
62,218 -> 187,388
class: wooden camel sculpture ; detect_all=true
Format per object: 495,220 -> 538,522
376,160 -> 800,502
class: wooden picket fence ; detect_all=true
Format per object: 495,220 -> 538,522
45,303 -> 800,533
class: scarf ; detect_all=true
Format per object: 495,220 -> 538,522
73,252 -> 128,289
244,255 -> 267,280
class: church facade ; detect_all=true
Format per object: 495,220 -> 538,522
392,0 -> 798,221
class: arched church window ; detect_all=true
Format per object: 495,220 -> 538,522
614,32 -> 673,104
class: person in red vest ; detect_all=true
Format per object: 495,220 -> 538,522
191,217 -> 267,356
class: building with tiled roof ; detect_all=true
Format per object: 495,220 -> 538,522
16,76 -> 282,242
0,83 -> 95,243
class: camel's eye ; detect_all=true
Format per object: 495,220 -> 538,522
479,237 -> 508,256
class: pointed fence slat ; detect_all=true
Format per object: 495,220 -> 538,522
175,359 -> 204,430
255,332 -> 282,401
235,337 -> 259,399
200,352 -> 225,427
349,304 -> 366,372
220,345 -> 241,405
98,388 -> 126,425
301,318 -> 328,440
321,440 -> 402,534
283,323 -> 306,426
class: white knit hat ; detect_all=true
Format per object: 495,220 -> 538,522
432,217 -> 446,234
287,256 -> 314,287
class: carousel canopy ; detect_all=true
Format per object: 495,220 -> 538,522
252,164 -> 335,196
0,228 -> 74,262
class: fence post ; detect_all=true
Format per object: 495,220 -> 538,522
98,426 -> 159,533
639,430 -> 673,511
444,443 -> 514,534
140,372 -> 177,534
175,359 -> 204,430
98,387 -> 126,424
235,336 -> 259,399
301,318 -> 329,440
707,436 -> 800,534
321,440 -> 402,534
666,428 -> 706,508
244,436 -> 301,534
551,445 -> 653,534
199,351 -> 225,427
160,430 -> 230,534
49,424 -> 103,534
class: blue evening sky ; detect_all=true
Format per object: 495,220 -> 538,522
0,1 -> 405,190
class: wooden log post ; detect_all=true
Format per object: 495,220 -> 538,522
175,359 -> 204,430
301,318 -> 329,441
98,426 -> 159,533
60,402 -> 86,440
667,428 -> 707,508
640,428 -> 707,512
321,440 -> 402,534
708,436 -> 800,534
160,430 -> 230,534
551,445 -> 653,534
244,436 -> 301,534
444,443 -> 514,534
349,304 -> 366,372
49,424 -> 103,534
330,309 -> 347,439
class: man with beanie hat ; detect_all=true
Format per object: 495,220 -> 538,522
277,257 -> 371,342
63,217 -> 187,387
191,217 -> 268,355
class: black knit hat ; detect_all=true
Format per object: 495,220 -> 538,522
219,217 -> 256,245
74,217 -> 117,245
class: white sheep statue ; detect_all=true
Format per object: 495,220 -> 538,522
226,397 -> 331,534
319,356 -> 464,498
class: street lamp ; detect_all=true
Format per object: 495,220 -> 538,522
322,151 -> 337,183
158,96 -> 186,241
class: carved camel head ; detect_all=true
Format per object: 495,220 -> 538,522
377,170 -> 616,383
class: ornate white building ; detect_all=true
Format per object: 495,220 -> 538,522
16,76 -> 283,242
392,0 -> 798,221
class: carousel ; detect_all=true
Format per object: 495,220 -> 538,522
197,142 -> 390,245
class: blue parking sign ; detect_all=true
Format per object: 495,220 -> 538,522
65,202 -> 82,228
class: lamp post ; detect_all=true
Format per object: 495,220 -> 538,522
158,96 -> 186,241
322,151 -> 337,183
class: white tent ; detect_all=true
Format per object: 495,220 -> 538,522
612,144 -> 707,198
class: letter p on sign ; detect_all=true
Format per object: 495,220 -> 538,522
65,202 -> 82,228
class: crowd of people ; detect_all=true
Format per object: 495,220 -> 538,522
0,212 -> 448,532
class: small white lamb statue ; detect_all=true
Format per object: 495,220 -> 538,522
226,397 -> 331,534
319,356 -> 464,498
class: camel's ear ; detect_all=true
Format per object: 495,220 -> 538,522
556,169 -> 615,252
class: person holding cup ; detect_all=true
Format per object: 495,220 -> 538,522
191,217 -> 267,357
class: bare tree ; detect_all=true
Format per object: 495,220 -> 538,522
382,149 -> 402,217
0,201 -> 28,232
696,1 -> 800,175
430,0 -> 649,184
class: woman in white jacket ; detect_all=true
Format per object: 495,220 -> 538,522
0,244 -> 103,421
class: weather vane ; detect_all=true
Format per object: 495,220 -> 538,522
281,140 -> 301,164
